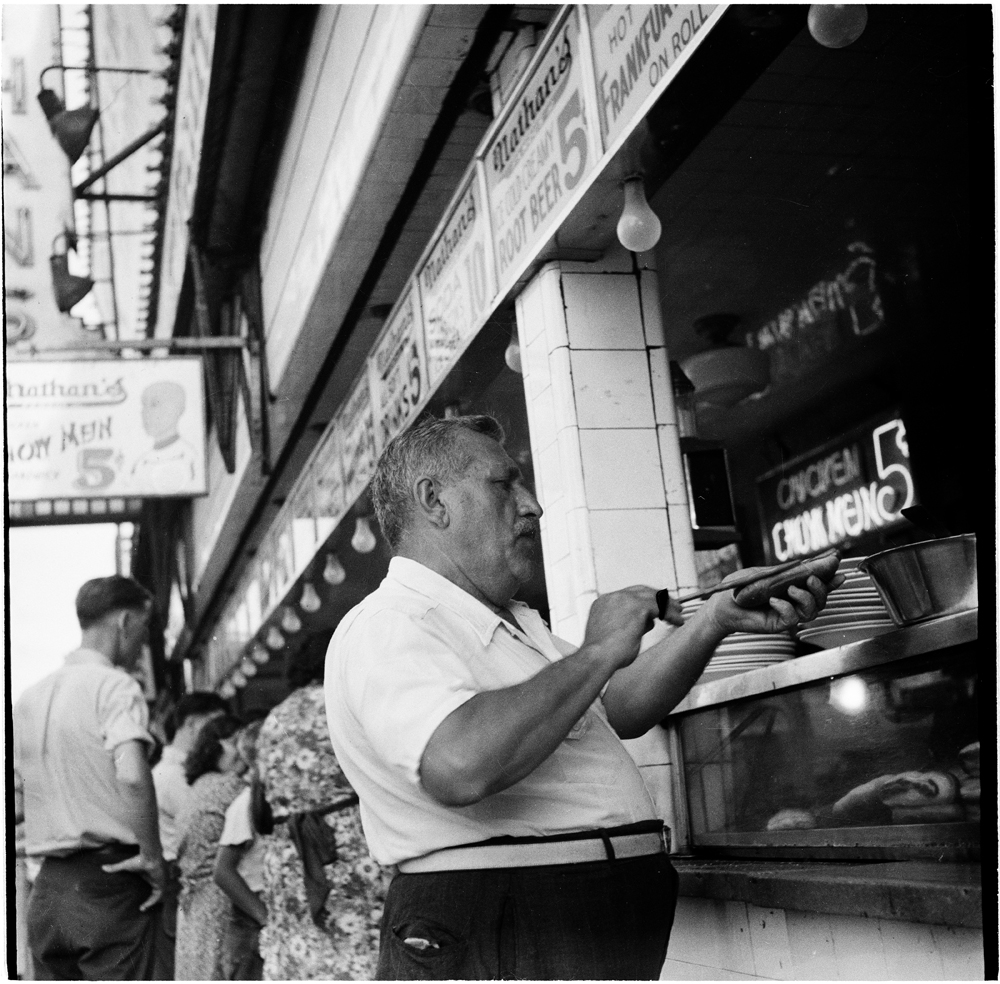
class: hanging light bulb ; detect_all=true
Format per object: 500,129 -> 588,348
265,625 -> 285,650
351,516 -> 377,554
231,670 -> 248,689
300,582 -> 322,613
251,643 -> 270,665
616,175 -> 661,253
281,606 -> 302,634
504,328 -> 522,374
807,4 -> 867,48
323,552 -> 347,585
219,680 -> 236,699
240,658 -> 258,678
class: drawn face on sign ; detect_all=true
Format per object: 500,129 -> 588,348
141,380 -> 187,441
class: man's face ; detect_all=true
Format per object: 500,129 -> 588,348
438,430 -> 543,604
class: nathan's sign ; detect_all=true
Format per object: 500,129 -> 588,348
756,413 -> 914,563
484,7 -> 594,291
587,4 -> 721,150
418,173 -> 496,387
6,358 -> 207,500
338,372 -> 378,507
368,282 -> 429,454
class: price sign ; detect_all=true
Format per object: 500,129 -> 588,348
587,5 -> 721,151
368,282 -> 429,452
6,357 -> 206,501
311,422 -> 347,541
418,173 -> 496,387
339,371 -> 378,507
484,8 -> 594,292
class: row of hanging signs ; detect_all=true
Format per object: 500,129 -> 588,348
206,4 -> 724,676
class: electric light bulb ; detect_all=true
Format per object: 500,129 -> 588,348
219,681 -> 236,699
504,333 -> 522,374
300,582 -> 322,613
323,552 -> 346,585
807,4 -> 867,48
265,626 -> 285,650
829,675 -> 868,715
351,516 -> 377,554
240,658 -> 257,678
616,176 -> 661,253
281,605 -> 302,634
231,670 -> 247,688
251,644 -> 270,665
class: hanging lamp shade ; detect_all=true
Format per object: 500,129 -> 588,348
50,253 -> 94,312
37,89 -> 99,164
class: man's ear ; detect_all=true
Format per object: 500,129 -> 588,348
414,476 -> 449,529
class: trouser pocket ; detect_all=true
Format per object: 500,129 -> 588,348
379,919 -> 468,980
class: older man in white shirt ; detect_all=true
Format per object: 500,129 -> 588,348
327,414 -> 840,980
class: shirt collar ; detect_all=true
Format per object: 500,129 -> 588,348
386,557 -> 529,646
64,647 -> 114,669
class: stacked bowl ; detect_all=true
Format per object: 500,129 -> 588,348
795,555 -> 895,650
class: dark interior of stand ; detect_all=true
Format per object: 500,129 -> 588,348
237,6 -> 990,714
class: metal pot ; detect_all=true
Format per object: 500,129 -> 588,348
858,534 -> 978,626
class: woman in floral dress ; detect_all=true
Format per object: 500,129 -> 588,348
256,634 -> 390,980
175,714 -> 245,980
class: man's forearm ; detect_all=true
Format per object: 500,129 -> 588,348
602,612 -> 728,738
421,642 -> 620,806
115,742 -> 164,860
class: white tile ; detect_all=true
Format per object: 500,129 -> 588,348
533,435 -> 562,512
539,495 -> 570,564
641,269 -> 667,347
878,919 -> 944,980
827,914 -> 888,980
544,554 -> 577,632
514,267 -> 547,347
666,502 -> 698,591
659,958 -> 767,981
570,350 -> 656,429
929,923 -> 985,980
589,509 -> 671,593
559,242 -> 634,274
562,273 -> 645,349
580,429 -> 666,510
746,904 -> 791,979
548,346 -> 578,435
542,273 -> 569,354
668,898 -> 722,967
785,910 -> 839,980
649,347 -> 678,425
522,330 -> 550,398
525,383 -> 556,459
658,423 -> 691,506
556,426 -> 587,511
717,901 -> 758,977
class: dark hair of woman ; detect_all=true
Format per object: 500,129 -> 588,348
285,631 -> 333,690
185,714 -> 241,785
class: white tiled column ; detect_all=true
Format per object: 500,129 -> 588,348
515,249 -> 699,830
515,250 -> 699,644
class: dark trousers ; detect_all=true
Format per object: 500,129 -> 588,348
377,853 -> 679,981
152,861 -> 180,981
27,845 -> 156,981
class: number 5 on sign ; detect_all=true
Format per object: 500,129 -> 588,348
558,90 -> 588,191
74,448 -> 116,490
872,420 -> 914,518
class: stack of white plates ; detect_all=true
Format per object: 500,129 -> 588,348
682,596 -> 796,681
795,555 -> 896,650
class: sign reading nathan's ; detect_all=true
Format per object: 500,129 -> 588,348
7,357 -> 207,500
484,8 -> 594,290
756,412 -> 915,563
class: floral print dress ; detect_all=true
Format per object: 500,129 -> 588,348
176,769 -> 244,981
256,683 -> 391,980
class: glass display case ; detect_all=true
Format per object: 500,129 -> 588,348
665,611 -> 980,861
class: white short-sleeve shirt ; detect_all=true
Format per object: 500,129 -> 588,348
325,557 -> 657,866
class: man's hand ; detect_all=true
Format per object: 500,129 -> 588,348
582,586 -> 660,670
102,853 -> 166,912
700,554 -> 844,636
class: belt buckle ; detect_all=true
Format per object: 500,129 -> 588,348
660,826 -> 671,854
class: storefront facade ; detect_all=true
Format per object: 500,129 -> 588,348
153,4 -> 989,977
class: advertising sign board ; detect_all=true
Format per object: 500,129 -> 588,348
418,172 -> 496,387
756,411 -> 915,563
586,5 -> 721,151
6,357 -> 207,500
339,371 -> 379,508
367,282 -> 429,453
483,7 -> 595,292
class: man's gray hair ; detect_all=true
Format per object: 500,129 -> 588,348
372,413 -> 505,550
